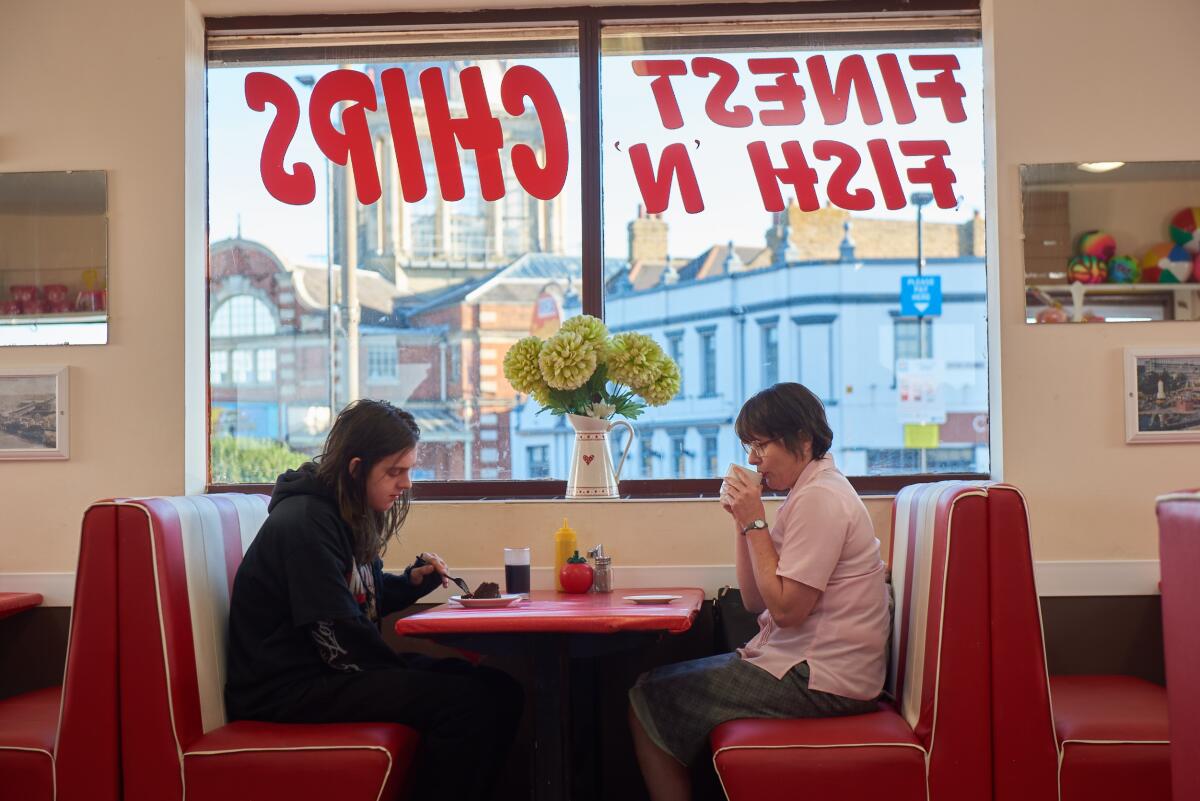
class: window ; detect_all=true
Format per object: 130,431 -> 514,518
703,431 -> 719,477
211,351 -> 229,385
367,344 -> 398,382
760,320 -> 779,388
640,432 -> 657,478
670,431 -> 688,478
698,328 -> 717,397
666,331 -> 684,398
206,7 -> 988,491
527,446 -> 550,478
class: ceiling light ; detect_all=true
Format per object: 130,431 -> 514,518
1077,161 -> 1125,174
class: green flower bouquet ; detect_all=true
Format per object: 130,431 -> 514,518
503,315 -> 681,420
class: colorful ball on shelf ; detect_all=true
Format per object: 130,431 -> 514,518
1169,207 -> 1200,253
1159,245 -> 1193,283
1107,255 -> 1140,283
1067,255 -> 1107,284
1140,243 -> 1175,282
1077,230 -> 1117,261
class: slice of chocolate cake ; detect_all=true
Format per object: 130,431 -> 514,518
472,581 -> 501,599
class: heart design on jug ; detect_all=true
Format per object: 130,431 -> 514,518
582,454 -> 595,465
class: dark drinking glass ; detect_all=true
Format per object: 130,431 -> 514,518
504,547 -> 531,598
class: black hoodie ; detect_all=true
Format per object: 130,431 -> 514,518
224,463 -> 439,720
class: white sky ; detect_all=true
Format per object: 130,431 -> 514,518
208,46 -> 984,266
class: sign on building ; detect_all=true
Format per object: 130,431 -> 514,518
900,275 -> 942,317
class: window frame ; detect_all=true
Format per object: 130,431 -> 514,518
205,1 -> 988,497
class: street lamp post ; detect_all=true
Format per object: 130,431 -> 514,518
909,191 -> 935,474
296,74 -> 340,419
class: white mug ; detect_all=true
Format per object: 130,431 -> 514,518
721,463 -> 760,508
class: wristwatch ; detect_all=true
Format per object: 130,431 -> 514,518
741,518 -> 768,535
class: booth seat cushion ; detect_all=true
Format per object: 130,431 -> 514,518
711,708 -> 927,801
0,686 -> 61,801
1050,675 -> 1171,801
183,720 -> 419,801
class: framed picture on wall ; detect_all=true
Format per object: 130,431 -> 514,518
1124,348 -> 1200,444
0,366 -> 69,459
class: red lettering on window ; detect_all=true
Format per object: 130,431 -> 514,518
909,55 -> 967,123
805,55 -> 883,125
420,66 -> 505,202
379,68 -> 428,203
692,57 -> 752,128
813,140 -> 874,210
309,69 -> 381,205
866,139 -> 906,209
748,58 -> 806,126
899,140 -> 958,207
875,54 -> 916,124
631,60 -> 689,130
746,141 -> 819,213
628,143 -> 704,214
501,65 -> 569,201
245,72 -> 315,205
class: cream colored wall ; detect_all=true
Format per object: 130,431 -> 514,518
0,0 -> 191,572
990,0 -> 1200,560
1,0 -> 1194,576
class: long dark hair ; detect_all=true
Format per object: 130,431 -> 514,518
734,382 -> 833,460
314,399 -> 420,564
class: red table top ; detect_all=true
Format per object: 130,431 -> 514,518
395,587 -> 705,636
0,592 -> 43,620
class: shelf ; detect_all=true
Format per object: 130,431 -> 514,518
1028,283 -> 1200,295
0,311 -> 105,325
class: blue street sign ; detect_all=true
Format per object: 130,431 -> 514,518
900,275 -> 942,317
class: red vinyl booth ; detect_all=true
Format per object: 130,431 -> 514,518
711,481 -> 993,801
987,483 -> 1171,801
108,494 -> 420,801
1156,490 -> 1200,801
0,504 -> 121,801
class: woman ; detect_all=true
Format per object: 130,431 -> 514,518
629,383 -> 889,801
225,399 -> 522,801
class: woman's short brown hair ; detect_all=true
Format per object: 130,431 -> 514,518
734,383 -> 832,460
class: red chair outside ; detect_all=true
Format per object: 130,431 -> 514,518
711,481 -> 993,801
0,504 -> 121,801
109,494 -> 419,801
987,483 -> 1171,801
1156,490 -> 1200,801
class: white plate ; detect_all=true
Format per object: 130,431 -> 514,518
449,594 -> 523,609
624,594 -> 683,605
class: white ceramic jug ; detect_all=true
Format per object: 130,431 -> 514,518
565,413 -> 634,498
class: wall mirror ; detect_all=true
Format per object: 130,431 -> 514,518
1022,161 -> 1200,324
0,170 -> 108,345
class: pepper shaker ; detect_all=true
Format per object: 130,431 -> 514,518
587,544 -> 613,593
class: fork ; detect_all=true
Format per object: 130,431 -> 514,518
414,554 -> 471,595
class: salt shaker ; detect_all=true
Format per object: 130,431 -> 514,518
587,544 -> 613,593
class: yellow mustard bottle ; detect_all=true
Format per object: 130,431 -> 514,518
554,518 -> 578,592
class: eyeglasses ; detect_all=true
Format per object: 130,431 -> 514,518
741,438 -> 779,457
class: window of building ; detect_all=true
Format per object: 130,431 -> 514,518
760,320 -> 779,388
367,344 -> 398,382
702,431 -> 719,477
698,328 -> 718,398
670,431 -> 688,478
211,351 -> 229,385
665,330 -> 684,398
527,445 -> 550,478
206,6 -> 988,493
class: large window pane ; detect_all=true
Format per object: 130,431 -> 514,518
208,30 -> 581,482
595,25 -> 988,478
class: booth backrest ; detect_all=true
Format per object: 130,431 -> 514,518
111,494 -> 269,801
1156,490 -> 1200,801
888,481 -> 992,800
52,503 -> 123,801
986,483 -> 1061,801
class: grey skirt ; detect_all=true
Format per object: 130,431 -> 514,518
628,653 -> 877,766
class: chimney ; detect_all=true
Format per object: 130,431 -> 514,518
628,206 -> 669,265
